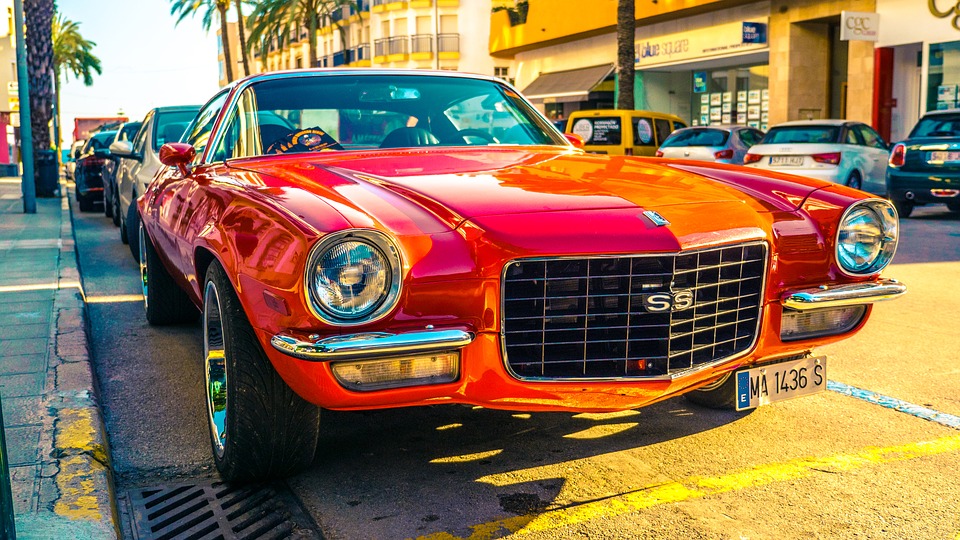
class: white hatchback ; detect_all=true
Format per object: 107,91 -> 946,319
743,120 -> 890,195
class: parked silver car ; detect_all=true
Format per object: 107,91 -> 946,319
656,125 -> 764,164
109,105 -> 200,259
743,120 -> 890,195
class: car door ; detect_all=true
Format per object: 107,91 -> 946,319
119,112 -> 153,218
853,124 -> 891,194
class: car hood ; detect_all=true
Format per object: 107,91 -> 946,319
229,148 -> 827,238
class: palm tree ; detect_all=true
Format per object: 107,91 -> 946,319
246,0 -> 360,69
616,0 -> 635,110
53,14 -> 102,158
233,0 -> 250,76
170,0 -> 235,83
24,0 -> 55,154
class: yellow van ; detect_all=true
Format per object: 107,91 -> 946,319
565,110 -> 687,156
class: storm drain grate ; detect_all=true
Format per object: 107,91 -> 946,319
120,479 -> 322,540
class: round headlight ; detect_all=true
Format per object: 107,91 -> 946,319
836,199 -> 899,276
305,231 -> 402,324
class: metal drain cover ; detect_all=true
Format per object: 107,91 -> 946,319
120,479 -> 322,540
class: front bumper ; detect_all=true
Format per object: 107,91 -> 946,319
271,329 -> 475,361
782,279 -> 907,310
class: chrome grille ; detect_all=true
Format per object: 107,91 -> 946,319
501,243 -> 766,379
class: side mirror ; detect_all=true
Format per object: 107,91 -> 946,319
159,142 -> 196,176
563,133 -> 585,149
109,140 -> 136,159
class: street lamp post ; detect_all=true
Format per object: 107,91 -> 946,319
14,0 -> 35,214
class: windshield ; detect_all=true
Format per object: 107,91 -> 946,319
761,126 -> 840,144
210,74 -> 564,161
83,131 -> 116,153
154,110 -> 200,150
909,114 -> 960,138
661,128 -> 729,148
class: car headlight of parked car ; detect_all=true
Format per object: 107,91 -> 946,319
835,199 -> 899,276
305,230 -> 402,324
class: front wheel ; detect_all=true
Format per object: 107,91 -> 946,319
203,262 -> 320,482
684,373 -> 737,409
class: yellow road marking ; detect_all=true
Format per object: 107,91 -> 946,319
85,294 -> 143,304
54,408 -> 109,521
413,434 -> 960,540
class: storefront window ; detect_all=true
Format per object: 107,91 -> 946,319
928,41 -> 960,112
690,64 -> 769,130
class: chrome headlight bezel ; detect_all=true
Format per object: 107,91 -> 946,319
835,198 -> 899,277
304,230 -> 403,326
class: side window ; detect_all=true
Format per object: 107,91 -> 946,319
739,129 -> 762,146
211,87 -> 260,161
132,112 -> 153,154
183,90 -> 230,164
857,125 -> 887,149
633,117 -> 654,146
654,118 -> 672,146
844,127 -> 862,145
672,121 -> 687,131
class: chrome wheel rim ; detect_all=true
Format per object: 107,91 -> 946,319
203,280 -> 228,458
138,225 -> 148,311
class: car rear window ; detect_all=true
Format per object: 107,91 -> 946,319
762,126 -> 840,144
571,117 -> 622,145
661,128 -> 729,148
154,110 -> 201,151
909,114 -> 960,138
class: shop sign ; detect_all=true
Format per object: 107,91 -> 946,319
840,11 -> 879,42
635,20 -> 769,69
929,1 -> 960,31
693,72 -> 707,93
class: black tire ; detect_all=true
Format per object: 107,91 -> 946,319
892,198 -> 914,219
684,373 -> 737,409
203,261 -> 320,482
104,185 -> 113,218
119,203 -> 129,244
139,223 -> 198,325
846,171 -> 862,191
126,198 -> 140,260
111,190 -> 121,227
77,193 -> 94,212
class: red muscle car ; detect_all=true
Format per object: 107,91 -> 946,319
138,70 -> 905,482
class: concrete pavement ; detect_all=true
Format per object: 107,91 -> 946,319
0,177 -> 118,538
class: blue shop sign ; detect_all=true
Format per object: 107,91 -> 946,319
693,72 -> 707,94
742,22 -> 767,44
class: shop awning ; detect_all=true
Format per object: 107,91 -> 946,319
521,64 -> 615,103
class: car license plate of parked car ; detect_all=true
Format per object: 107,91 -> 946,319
735,356 -> 826,411
769,156 -> 804,166
928,151 -> 960,163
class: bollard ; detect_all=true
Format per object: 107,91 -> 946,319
0,397 -> 16,539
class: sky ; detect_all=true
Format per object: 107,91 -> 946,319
56,0 -> 225,143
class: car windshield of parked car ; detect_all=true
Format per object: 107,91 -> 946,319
909,114 -> 960,138
83,131 -> 116,153
210,74 -> 563,161
761,126 -> 839,144
154,111 -> 200,151
661,128 -> 729,148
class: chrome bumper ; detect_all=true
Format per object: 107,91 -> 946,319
782,279 -> 906,311
271,329 -> 475,361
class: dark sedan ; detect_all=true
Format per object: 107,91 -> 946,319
74,130 -> 116,212
888,109 -> 960,218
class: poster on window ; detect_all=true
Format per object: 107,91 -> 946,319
737,113 -> 747,124
737,91 -> 747,103
761,100 -> 769,112
700,114 -> 710,125
748,90 -> 761,105
701,94 -> 710,104
710,93 -> 722,106
737,102 -> 747,113
701,105 -> 710,114
748,121 -> 760,129
722,92 -> 732,103
710,108 -> 723,121
721,113 -> 732,124
747,106 -> 761,120
938,84 -> 958,102
761,89 -> 769,101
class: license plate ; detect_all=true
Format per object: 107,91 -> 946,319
735,356 -> 826,411
769,156 -> 804,166
928,151 -> 960,163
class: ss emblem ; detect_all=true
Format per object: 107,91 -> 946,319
642,290 -> 695,312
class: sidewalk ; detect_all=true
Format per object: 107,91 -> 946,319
0,177 -> 118,538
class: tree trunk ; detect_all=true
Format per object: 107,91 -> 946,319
616,0 -> 635,110
218,3 -> 234,83
53,67 -> 61,162
24,0 -> 54,153
233,0 -> 250,76
308,11 -> 318,67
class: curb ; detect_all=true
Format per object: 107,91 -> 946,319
20,186 -> 121,538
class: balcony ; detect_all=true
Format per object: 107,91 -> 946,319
387,36 -> 409,61
374,37 -> 389,62
411,34 -> 433,61
438,33 -> 460,60
372,0 -> 407,13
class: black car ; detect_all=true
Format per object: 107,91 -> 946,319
887,109 -> 960,218
74,130 -> 116,212
102,121 -> 142,223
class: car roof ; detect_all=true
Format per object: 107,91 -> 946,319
151,105 -> 202,114
921,108 -> 960,117
771,119 -> 855,127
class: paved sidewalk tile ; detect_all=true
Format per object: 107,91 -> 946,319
1,395 -> 44,425
0,372 -> 46,398
0,354 -> 46,375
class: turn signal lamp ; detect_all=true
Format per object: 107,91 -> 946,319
889,143 -> 906,167
331,352 -> 459,391
743,153 -> 762,164
811,152 -> 842,165
781,306 -> 866,341
655,150 -> 664,157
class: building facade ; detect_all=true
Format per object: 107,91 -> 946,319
490,0 -> 878,133
0,1 -> 18,169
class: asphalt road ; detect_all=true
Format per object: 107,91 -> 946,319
71,200 -> 960,540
